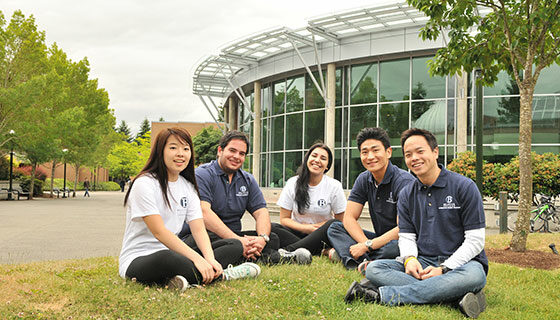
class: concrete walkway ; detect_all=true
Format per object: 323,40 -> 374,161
0,191 -> 499,265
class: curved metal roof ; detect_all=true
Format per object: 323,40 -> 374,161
192,2 -> 428,98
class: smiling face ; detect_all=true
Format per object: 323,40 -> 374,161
163,134 -> 191,181
217,138 -> 247,174
403,135 -> 440,185
306,147 -> 330,176
359,138 -> 392,181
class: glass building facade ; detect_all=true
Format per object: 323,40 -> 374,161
238,55 -> 560,189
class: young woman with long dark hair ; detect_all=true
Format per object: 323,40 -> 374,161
271,142 -> 347,256
119,128 -> 259,291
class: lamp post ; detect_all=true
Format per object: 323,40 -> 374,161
7,130 -> 15,201
62,148 -> 68,198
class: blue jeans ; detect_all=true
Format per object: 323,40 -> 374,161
365,256 -> 487,306
327,221 -> 399,269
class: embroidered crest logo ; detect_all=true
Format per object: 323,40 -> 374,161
180,197 -> 188,208
236,185 -> 249,197
439,195 -> 461,210
386,192 -> 396,204
317,199 -> 327,208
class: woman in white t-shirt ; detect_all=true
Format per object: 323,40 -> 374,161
272,142 -> 347,256
119,127 -> 260,291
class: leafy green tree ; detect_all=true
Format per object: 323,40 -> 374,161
116,120 -> 132,143
193,126 -> 222,165
135,118 -> 150,143
408,0 -> 560,251
107,132 -> 150,180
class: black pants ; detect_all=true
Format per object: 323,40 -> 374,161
271,219 -> 337,255
183,231 -> 280,264
126,238 -> 243,286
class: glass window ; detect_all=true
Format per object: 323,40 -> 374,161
483,97 -> 519,145
349,105 -> 377,148
483,146 -> 518,164
260,153 -> 268,186
411,100 -> 446,145
484,70 -> 517,96
287,76 -> 304,112
271,116 -> 284,151
380,59 -> 410,102
447,99 -> 455,147
304,110 -> 325,147
349,148 -> 363,188
379,102 -> 409,147
262,85 -> 270,117
412,56 -> 445,99
261,118 -> 268,152
334,149 -> 342,183
305,71 -> 325,110
273,81 -> 286,115
271,153 -> 284,187
336,68 -> 343,106
243,155 -> 252,173
390,147 -> 406,171
285,113 -> 303,150
351,63 -> 378,104
535,64 -> 560,94
335,108 -> 342,148
532,95 -> 560,144
285,151 -> 303,180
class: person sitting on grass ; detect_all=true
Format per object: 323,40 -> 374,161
271,142 -> 346,257
118,127 -> 259,292
345,128 -> 488,319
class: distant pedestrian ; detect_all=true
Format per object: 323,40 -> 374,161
83,178 -> 90,197
119,179 -> 125,192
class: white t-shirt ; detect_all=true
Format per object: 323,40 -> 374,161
118,174 -> 202,278
277,175 -> 347,224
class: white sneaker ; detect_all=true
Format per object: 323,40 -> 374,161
278,248 -> 312,265
223,262 -> 261,280
328,248 -> 341,263
166,275 -> 190,292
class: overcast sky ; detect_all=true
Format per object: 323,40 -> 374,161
2,0 -> 393,134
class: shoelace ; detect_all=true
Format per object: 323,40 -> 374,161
224,264 -> 249,280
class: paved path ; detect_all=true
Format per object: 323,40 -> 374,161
0,191 -> 499,265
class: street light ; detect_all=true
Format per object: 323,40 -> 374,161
62,148 -> 68,198
7,130 -> 15,201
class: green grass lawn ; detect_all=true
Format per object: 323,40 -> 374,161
1,234 -> 559,319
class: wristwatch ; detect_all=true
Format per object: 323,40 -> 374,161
364,239 -> 373,251
259,234 -> 270,242
441,265 -> 452,274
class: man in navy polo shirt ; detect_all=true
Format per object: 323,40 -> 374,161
345,128 -> 488,318
327,127 -> 414,269
180,131 -> 310,265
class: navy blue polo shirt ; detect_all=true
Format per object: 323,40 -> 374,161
398,165 -> 489,274
348,161 -> 414,236
195,160 -> 266,233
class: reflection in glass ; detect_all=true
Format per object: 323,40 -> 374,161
412,56 -> 445,99
273,81 -> 286,115
305,71 -> 325,110
379,102 -> 409,147
260,154 -> 268,186
271,153 -> 284,187
390,148 -> 406,171
285,151 -> 303,180
262,85 -> 270,117
350,105 -> 377,147
532,95 -> 560,144
335,108 -> 342,148
535,64 -> 560,94
483,70 -> 514,96
349,148 -> 363,187
351,63 -> 377,104
411,100 -> 446,145
243,155 -> 252,173
271,116 -> 284,151
261,118 -> 268,152
336,68 -> 343,106
380,59 -> 410,102
285,113 -> 303,150
334,149 -> 342,183
287,77 -> 304,112
305,111 -> 325,147
483,98 -> 519,145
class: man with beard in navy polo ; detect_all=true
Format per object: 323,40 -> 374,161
180,131 -> 311,265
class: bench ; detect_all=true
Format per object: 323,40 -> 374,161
13,188 -> 30,200
53,188 -> 71,198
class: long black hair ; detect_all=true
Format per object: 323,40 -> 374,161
294,142 -> 333,213
124,127 -> 198,208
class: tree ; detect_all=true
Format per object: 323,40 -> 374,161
408,0 -> 560,251
116,120 -> 132,143
106,132 -> 150,180
192,126 -> 222,165
135,118 -> 150,143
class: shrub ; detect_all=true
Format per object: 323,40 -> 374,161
43,179 -> 78,191
95,181 -> 121,191
18,177 -> 43,197
446,151 -> 500,199
13,165 -> 47,181
0,155 -> 9,180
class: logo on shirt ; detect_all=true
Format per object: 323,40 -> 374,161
438,195 -> 461,210
236,185 -> 249,197
180,197 -> 188,208
317,199 -> 327,208
386,192 -> 397,204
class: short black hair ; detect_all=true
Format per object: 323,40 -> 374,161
400,128 -> 438,150
356,127 -> 391,150
219,130 -> 250,153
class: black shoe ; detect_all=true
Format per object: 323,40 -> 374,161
458,291 -> 487,318
344,280 -> 380,304
258,250 -> 281,265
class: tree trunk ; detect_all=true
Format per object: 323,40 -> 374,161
29,163 -> 37,200
510,86 -> 534,252
50,160 -> 56,198
73,164 -> 80,197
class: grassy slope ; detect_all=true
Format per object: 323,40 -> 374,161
1,234 -> 559,320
